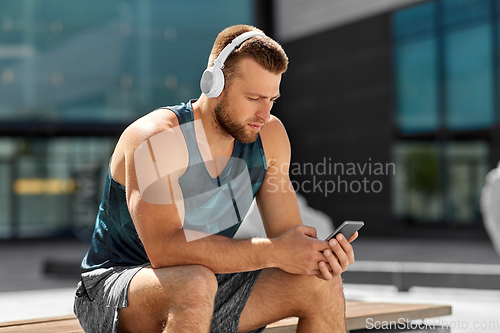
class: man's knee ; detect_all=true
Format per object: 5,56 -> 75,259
312,275 -> 344,302
169,265 -> 218,310
119,265 -> 218,332
129,264 -> 218,313
289,274 -> 344,318
327,275 -> 344,294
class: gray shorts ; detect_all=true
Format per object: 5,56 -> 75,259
73,264 -> 266,333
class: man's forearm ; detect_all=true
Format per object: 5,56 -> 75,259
148,229 -> 278,273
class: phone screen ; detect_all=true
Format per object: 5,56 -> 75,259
325,221 -> 364,241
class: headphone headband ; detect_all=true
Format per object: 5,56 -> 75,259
213,31 -> 266,69
201,30 -> 266,98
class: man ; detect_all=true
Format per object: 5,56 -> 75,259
74,24 -> 357,333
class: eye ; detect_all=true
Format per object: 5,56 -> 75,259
248,97 -> 259,101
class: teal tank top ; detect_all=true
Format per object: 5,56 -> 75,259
81,101 -> 267,272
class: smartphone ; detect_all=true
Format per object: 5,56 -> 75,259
325,221 -> 364,241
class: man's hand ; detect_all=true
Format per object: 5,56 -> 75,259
317,232 -> 357,280
271,225 -> 356,280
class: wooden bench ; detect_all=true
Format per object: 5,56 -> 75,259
266,302 -> 452,332
0,301 -> 451,333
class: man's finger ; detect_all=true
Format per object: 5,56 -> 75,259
348,231 -> 358,242
324,247 -> 345,275
318,261 -> 332,280
335,233 -> 355,267
298,225 -> 317,239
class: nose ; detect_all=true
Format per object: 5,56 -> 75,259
256,100 -> 273,123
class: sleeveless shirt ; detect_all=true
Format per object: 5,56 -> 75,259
81,101 -> 267,272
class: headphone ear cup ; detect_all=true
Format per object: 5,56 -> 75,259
200,67 -> 214,96
200,66 -> 225,98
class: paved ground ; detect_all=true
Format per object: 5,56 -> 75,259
0,239 -> 87,293
0,236 -> 499,331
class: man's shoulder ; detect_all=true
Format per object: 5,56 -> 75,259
260,115 -> 288,145
112,106 -> 187,184
121,107 -> 181,149
259,115 -> 290,162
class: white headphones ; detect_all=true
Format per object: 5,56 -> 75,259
200,31 -> 265,98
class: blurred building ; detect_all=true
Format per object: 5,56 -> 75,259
0,0 -> 498,240
272,0 -> 500,238
0,0 -> 256,239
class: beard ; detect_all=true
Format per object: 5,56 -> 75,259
213,98 -> 260,143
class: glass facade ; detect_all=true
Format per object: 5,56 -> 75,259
445,23 -> 494,129
0,137 -> 116,239
0,0 -> 253,122
0,0 -> 254,239
393,141 -> 489,224
393,0 -> 498,226
394,35 -> 439,132
394,0 -> 498,133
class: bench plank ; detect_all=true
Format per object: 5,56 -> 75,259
0,316 -> 83,333
0,301 -> 451,333
345,301 -> 451,330
0,315 -> 77,329
263,301 -> 451,332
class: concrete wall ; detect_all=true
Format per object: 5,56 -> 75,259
274,0 -> 426,42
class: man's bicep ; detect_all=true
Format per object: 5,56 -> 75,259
123,128 -> 187,267
125,121 -> 188,215
257,116 -> 303,238
126,161 -> 186,267
256,163 -> 302,239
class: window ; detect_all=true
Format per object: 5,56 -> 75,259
393,142 -> 443,223
394,36 -> 439,133
442,0 -> 491,26
393,0 -> 496,226
445,24 -> 494,129
394,141 -> 488,224
0,137 -> 116,238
